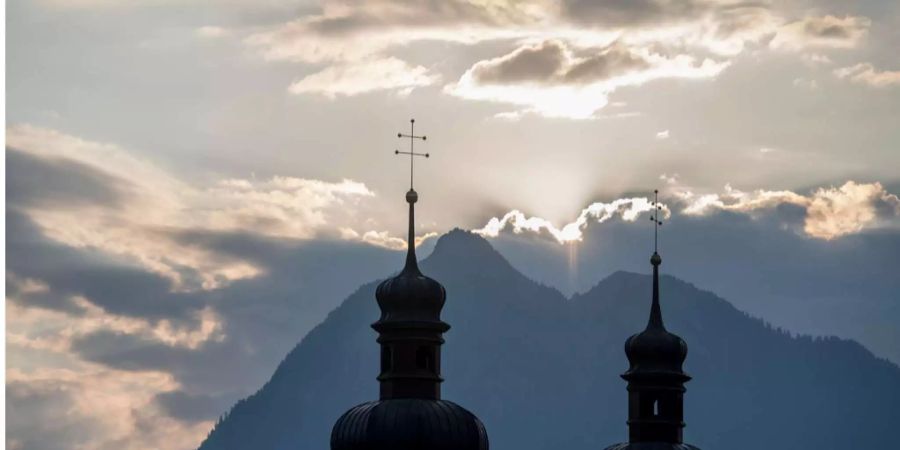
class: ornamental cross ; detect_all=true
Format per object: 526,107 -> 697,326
395,119 -> 429,190
650,189 -> 663,253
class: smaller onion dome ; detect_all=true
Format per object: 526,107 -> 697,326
331,399 -> 489,450
624,326 -> 688,377
373,189 -> 448,328
623,252 -> 689,380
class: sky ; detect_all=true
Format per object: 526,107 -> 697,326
6,0 -> 900,449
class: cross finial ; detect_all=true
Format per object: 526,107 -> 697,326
395,118 -> 429,190
650,189 -> 663,257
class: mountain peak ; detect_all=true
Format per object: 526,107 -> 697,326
419,228 -> 536,288
427,228 -> 505,264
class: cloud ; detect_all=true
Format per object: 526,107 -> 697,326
241,0 -> 805,111
234,1 -> 878,120
680,181 -> 900,239
6,199 -> 407,450
6,291 -> 222,353
470,40 -> 654,86
801,52 -> 833,66
770,15 -> 870,50
660,173 -> 679,184
834,63 -> 900,88
244,1 -> 537,65
679,183 -> 809,215
304,0 -> 543,33
203,176 -> 376,240
792,78 -> 819,90
805,182 -> 900,239
6,124 -> 418,290
289,57 -> 439,97
448,40 -> 728,119
474,197 -> 663,243
195,26 -> 230,39
7,366 -> 209,450
6,148 -> 130,209
5,124 -> 438,450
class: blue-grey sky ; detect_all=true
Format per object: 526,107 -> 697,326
6,0 -> 900,449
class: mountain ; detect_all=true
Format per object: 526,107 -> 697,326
198,230 -> 900,450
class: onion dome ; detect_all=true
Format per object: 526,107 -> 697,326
623,252 -> 689,379
331,399 -> 489,450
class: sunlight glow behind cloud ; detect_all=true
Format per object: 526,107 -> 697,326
477,181 -> 900,243
475,197 -> 662,243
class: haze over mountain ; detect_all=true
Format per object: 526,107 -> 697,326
199,230 -> 900,450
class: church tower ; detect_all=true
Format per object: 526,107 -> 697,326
605,191 -> 700,450
331,120 -> 489,450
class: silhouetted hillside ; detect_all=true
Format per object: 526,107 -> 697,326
198,229 -> 900,450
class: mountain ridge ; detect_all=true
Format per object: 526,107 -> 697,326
199,230 -> 900,450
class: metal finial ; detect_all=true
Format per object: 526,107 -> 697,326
650,189 -> 663,257
396,118 -> 428,190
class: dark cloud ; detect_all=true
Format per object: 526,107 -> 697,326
5,147 -> 404,430
803,16 -> 858,38
563,45 -> 650,84
304,0 -> 536,35
771,15 -> 870,49
6,147 -> 130,209
8,207 -> 403,424
470,40 -> 651,86
6,209 -> 205,321
561,0 -> 707,26
470,40 -> 567,84
70,330 -> 187,371
8,204 -> 403,395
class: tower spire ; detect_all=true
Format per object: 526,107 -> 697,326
648,189 -> 664,330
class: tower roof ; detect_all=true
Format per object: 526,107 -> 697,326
373,189 -> 448,329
